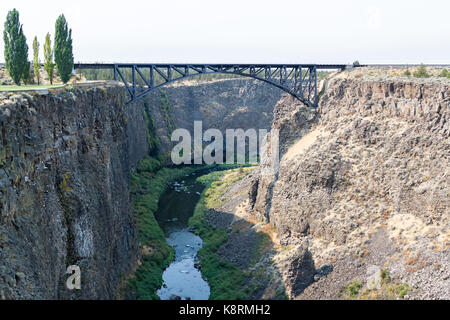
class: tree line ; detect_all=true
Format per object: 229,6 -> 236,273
3,8 -> 74,85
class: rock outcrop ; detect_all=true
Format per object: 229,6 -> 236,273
250,76 -> 450,299
0,85 -> 148,299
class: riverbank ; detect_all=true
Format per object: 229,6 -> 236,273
119,156 -> 207,299
155,172 -> 210,300
189,167 -> 288,300
119,156 -> 253,299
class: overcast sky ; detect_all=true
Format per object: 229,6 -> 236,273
0,0 -> 448,64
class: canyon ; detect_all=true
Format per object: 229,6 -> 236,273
0,68 -> 448,300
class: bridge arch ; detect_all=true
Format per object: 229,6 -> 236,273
74,64 -> 347,107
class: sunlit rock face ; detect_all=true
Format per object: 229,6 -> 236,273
249,77 -> 449,299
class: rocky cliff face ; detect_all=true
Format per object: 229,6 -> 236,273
0,78 -> 284,300
250,76 -> 449,299
0,85 -> 148,299
143,78 -> 284,155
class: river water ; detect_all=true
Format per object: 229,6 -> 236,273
155,171 -> 210,300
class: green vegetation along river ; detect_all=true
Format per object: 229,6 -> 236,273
155,172 -> 211,300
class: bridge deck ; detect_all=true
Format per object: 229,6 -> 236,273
74,63 -> 349,70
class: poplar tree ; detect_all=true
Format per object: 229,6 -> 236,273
22,60 -> 31,84
3,8 -> 29,85
33,36 -> 40,85
44,33 -> 54,84
54,14 -> 73,83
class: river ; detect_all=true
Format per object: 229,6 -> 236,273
155,171 -> 210,300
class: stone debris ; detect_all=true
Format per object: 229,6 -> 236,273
366,265 -> 382,290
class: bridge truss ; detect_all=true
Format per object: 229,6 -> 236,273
74,64 -> 347,107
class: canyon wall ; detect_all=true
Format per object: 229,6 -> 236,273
2,72 -> 446,300
0,85 -> 148,299
0,78 -> 284,300
250,76 -> 449,299
143,78 -> 284,155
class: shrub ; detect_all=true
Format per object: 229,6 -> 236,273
345,281 -> 362,299
439,69 -> 448,78
404,69 -> 411,77
136,156 -> 161,174
380,269 -> 391,285
397,283 -> 411,298
386,283 -> 411,299
413,64 -> 430,78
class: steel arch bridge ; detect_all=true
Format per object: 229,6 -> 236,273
74,63 -> 347,107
